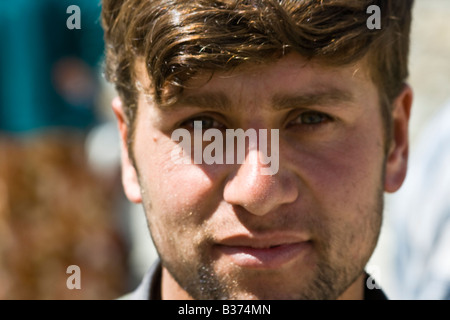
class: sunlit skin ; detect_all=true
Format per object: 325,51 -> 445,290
113,53 -> 412,300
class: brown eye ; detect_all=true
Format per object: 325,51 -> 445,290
294,111 -> 331,125
182,116 -> 222,130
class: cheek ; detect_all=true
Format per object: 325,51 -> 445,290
134,132 -> 227,250
135,134 -> 220,261
285,129 -> 384,267
288,120 -> 386,218
310,125 -> 385,252
137,136 -> 216,212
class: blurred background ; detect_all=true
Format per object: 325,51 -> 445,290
0,0 -> 158,299
0,0 -> 449,299
368,0 -> 450,300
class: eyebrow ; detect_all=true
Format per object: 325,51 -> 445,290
166,92 -> 231,112
271,89 -> 354,111
163,88 -> 354,112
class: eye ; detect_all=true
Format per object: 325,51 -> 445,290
181,115 -> 224,130
291,111 -> 332,126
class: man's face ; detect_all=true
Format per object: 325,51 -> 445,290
118,53 -> 410,299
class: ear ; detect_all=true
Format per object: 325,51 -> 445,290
112,97 -> 142,203
384,85 -> 413,193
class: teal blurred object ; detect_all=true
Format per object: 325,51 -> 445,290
0,0 -> 105,133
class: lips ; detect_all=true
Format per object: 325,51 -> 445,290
214,234 -> 312,269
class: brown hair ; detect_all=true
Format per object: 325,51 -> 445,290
102,0 -> 414,147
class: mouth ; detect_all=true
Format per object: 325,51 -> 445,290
214,235 -> 312,269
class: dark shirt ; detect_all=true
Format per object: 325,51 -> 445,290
122,259 -> 388,300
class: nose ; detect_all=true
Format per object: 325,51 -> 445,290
223,148 -> 298,216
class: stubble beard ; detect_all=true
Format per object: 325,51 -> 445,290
147,187 -> 383,300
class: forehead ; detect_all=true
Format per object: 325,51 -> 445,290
191,54 -> 366,93
134,53 -> 374,108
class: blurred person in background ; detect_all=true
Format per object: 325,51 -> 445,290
0,132 -> 129,299
0,0 -> 136,299
0,0 -> 104,132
